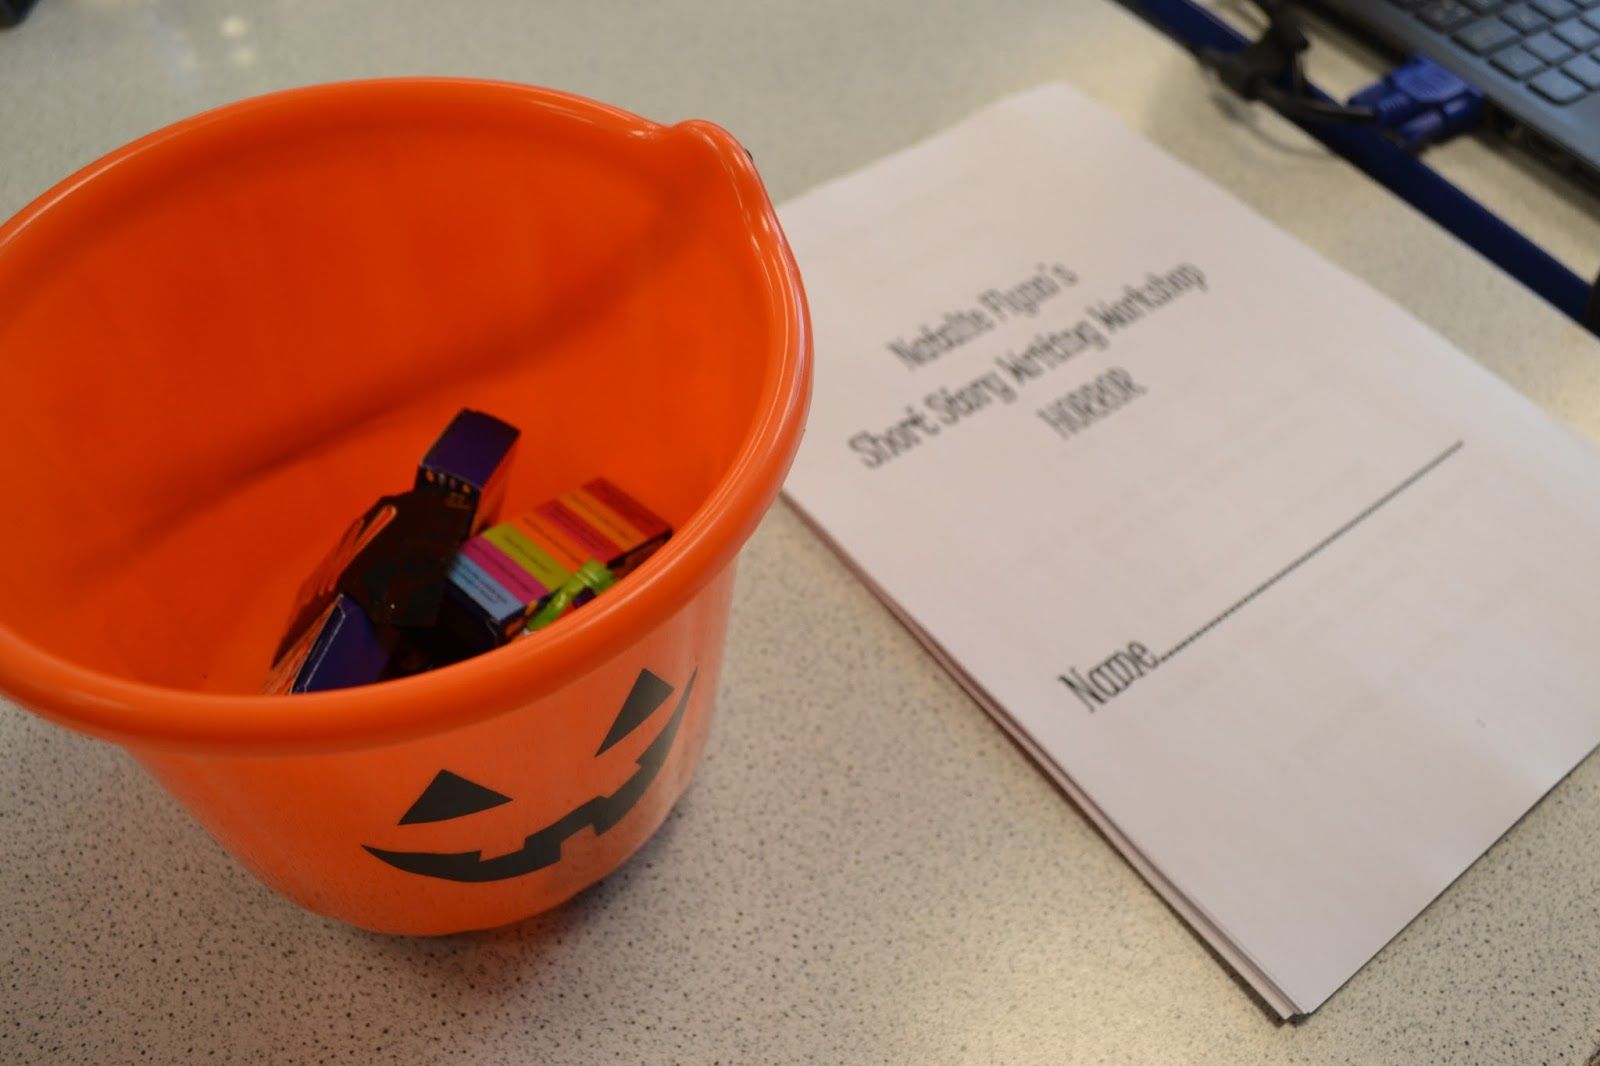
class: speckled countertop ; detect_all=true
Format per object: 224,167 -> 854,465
5,2 -> 1600,1063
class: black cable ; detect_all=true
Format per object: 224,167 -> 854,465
1257,84 -> 1378,124
1195,0 -> 1377,125
0,0 -> 38,30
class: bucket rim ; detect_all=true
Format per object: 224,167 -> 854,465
0,77 -> 811,755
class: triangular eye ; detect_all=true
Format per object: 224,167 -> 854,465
398,770 -> 512,825
596,669 -> 675,756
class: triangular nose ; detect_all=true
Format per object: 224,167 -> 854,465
398,769 -> 513,825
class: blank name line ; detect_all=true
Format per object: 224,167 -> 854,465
1159,440 -> 1464,665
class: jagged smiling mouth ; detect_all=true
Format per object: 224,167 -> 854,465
363,669 -> 695,883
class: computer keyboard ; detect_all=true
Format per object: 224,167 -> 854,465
1392,0 -> 1600,103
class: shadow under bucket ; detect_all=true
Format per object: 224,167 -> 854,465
0,78 -> 811,933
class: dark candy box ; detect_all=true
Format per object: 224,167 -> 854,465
271,409 -> 518,660
263,595 -> 392,694
265,410 -> 670,694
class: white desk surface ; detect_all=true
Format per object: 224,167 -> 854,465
4,2 -> 1600,1063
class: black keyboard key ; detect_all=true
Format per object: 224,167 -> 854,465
1503,2 -> 1551,29
1461,0 -> 1502,10
1530,67 -> 1587,98
1561,52 -> 1600,84
1525,29 -> 1577,59
1555,16 -> 1600,45
1532,0 -> 1578,15
1458,15 -> 1522,48
1418,0 -> 1478,27
1493,42 -> 1548,75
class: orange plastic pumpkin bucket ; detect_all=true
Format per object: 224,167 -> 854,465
0,79 -> 810,933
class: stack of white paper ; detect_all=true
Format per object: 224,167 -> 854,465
779,85 -> 1600,1017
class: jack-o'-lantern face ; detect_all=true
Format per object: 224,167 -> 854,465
363,666 -> 695,882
